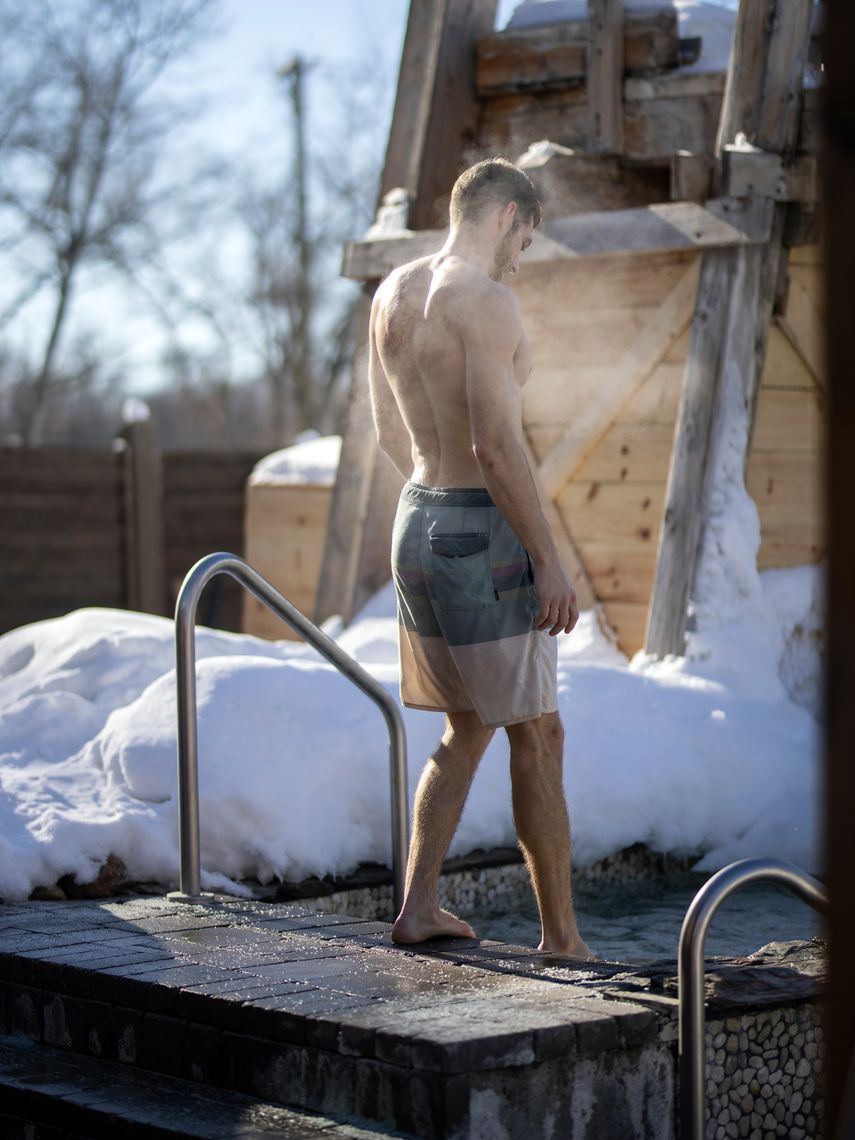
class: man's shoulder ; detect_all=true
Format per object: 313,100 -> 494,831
458,275 -> 520,327
374,256 -> 431,308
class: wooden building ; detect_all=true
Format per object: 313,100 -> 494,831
316,0 -> 824,659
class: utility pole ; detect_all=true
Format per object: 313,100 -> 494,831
278,55 -> 314,434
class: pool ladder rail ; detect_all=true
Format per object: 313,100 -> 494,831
678,856 -> 829,1140
168,551 -> 409,914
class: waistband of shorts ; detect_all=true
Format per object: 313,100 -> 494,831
402,481 -> 494,508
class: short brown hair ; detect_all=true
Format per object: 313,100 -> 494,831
449,158 -> 542,228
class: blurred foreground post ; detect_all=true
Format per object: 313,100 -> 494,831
824,0 -> 855,1130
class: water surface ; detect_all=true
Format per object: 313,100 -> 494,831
475,872 -> 823,963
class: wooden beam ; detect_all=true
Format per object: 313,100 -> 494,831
645,0 -> 813,660
477,64 -> 820,164
645,239 -> 782,656
380,0 -> 497,227
540,197 -> 772,256
715,0 -> 813,155
670,152 -> 714,202
314,299 -> 407,628
518,144 -> 670,215
342,231 -> 442,282
119,417 -> 166,616
587,0 -> 625,154
313,297 -> 376,625
476,7 -> 678,94
722,147 -> 819,202
342,198 -> 773,280
523,433 -> 622,648
522,432 -> 596,613
776,275 -> 825,388
378,1 -> 445,210
538,259 -> 699,499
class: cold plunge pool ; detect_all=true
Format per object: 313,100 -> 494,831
474,871 -> 823,963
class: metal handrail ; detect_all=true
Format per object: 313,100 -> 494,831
168,552 -> 409,914
678,857 -> 828,1140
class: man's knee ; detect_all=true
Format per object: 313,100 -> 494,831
439,711 -> 494,762
506,712 -> 564,762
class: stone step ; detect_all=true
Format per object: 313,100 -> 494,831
6,895 -> 821,1138
0,1032 -> 407,1139
0,896 -> 669,1137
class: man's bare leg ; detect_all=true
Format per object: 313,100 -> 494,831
391,710 -> 494,944
507,712 -> 593,958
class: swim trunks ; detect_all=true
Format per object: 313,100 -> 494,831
391,481 -> 558,728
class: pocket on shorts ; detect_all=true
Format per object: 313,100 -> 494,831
428,532 -> 496,611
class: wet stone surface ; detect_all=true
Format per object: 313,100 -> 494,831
0,895 -> 828,1139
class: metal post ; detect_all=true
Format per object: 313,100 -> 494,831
168,552 -> 409,913
678,857 -> 828,1140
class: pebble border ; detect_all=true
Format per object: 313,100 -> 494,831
706,1005 -> 825,1140
301,843 -> 699,922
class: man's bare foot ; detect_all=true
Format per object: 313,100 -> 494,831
391,907 -> 477,944
538,935 -> 597,961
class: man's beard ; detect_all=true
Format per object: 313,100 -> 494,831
490,231 -> 514,281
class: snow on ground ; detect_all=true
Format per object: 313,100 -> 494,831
0,553 -> 823,900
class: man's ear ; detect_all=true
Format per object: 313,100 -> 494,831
498,200 -> 517,231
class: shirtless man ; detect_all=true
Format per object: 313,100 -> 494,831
368,158 -> 592,959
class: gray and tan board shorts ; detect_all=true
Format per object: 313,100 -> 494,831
392,482 -> 558,729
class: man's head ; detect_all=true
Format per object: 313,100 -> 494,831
449,158 -> 542,229
449,158 -> 541,280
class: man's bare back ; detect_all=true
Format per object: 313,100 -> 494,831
370,251 -> 531,489
368,204 -> 578,639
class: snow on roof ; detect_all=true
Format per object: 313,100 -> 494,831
249,434 -> 342,487
506,1 -> 736,74
506,1 -> 823,85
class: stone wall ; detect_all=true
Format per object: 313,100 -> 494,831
705,1004 -> 825,1140
297,843 -> 699,923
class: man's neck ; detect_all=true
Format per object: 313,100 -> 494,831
439,223 -> 497,277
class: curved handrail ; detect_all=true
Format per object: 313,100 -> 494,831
678,857 -> 828,1140
169,552 -> 409,914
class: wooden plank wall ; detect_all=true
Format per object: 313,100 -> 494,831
747,243 -> 825,568
475,72 -> 820,163
162,452 -> 264,631
0,448 -> 263,636
243,483 -> 333,641
515,243 -> 825,656
0,448 -> 125,634
518,250 -> 693,652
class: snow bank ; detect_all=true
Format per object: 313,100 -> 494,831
249,433 -> 341,487
0,552 -> 823,899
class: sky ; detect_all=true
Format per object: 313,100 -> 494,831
1,0 -> 739,403
1,0 -> 521,400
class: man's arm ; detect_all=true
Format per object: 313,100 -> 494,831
463,285 -> 578,635
368,294 -> 413,479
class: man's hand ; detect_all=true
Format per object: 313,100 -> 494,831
531,558 -> 579,636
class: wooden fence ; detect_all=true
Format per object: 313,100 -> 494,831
0,438 -> 264,637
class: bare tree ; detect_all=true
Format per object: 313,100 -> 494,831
0,339 -> 125,446
0,0 -> 215,444
235,52 -> 392,445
